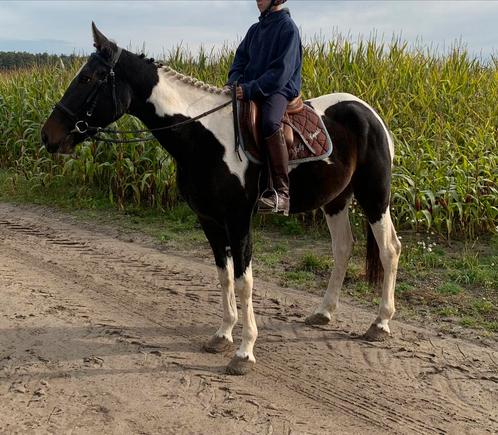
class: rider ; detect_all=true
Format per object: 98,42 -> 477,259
227,0 -> 302,215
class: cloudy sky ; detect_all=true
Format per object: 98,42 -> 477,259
0,1 -> 497,59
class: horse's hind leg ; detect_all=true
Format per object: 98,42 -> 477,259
306,193 -> 354,325
199,218 -> 237,353
364,208 -> 401,340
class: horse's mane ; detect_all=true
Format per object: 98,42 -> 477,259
159,64 -> 230,96
134,52 -> 230,96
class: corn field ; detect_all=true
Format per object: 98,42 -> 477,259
0,38 -> 497,238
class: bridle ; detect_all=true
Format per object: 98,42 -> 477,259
53,47 -> 231,145
55,47 -> 123,136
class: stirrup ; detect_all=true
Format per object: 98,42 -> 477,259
258,187 -> 278,213
257,188 -> 289,216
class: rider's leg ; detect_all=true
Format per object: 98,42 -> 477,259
258,93 -> 290,215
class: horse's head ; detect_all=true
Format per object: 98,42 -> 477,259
41,23 -> 132,153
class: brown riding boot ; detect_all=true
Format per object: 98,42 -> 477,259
258,129 -> 290,216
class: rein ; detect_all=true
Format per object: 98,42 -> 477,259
83,99 -> 232,144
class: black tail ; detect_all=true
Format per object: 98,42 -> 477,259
366,224 -> 383,287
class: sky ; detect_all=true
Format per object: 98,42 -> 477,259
0,1 -> 497,59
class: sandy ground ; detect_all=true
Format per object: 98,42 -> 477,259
0,202 -> 497,434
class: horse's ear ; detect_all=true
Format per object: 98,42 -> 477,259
91,22 -> 117,59
92,22 -> 108,50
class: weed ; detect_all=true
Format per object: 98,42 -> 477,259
483,322 -> 498,333
354,281 -> 372,296
257,245 -> 288,268
436,282 -> 463,295
472,300 -> 495,315
396,282 -> 415,293
437,307 -> 459,317
459,317 -> 478,328
298,252 -> 330,273
279,218 -> 306,236
283,270 -> 315,287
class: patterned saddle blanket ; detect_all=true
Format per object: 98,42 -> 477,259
236,96 -> 333,165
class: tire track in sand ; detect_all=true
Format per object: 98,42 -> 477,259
1,206 -> 496,434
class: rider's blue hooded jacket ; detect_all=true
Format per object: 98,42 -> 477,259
228,9 -> 302,101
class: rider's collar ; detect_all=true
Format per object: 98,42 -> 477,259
259,7 -> 290,21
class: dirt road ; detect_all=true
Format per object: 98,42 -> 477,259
0,203 -> 496,434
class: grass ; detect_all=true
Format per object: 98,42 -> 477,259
298,252 -> 331,273
437,307 -> 459,317
436,282 -> 463,296
0,168 -> 112,210
282,270 -> 316,287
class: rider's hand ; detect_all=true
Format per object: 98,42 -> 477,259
236,86 -> 244,100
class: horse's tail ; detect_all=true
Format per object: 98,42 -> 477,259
366,224 -> 383,287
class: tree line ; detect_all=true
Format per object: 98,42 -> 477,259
0,51 -> 82,71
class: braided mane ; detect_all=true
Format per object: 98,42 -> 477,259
160,64 -> 230,96
136,53 -> 230,96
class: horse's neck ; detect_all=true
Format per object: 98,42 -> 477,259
127,63 -> 233,162
147,68 -> 228,119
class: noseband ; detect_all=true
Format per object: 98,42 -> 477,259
55,47 -> 123,135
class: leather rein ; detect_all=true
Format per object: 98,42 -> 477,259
54,49 -> 231,144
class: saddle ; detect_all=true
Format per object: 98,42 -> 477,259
236,95 -> 333,165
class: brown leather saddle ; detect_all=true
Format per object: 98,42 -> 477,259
236,95 -> 333,165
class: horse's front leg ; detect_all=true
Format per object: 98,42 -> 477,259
199,218 -> 237,353
225,213 -> 257,375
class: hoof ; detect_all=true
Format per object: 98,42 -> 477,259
226,355 -> 255,376
363,324 -> 391,342
305,312 -> 331,326
202,335 -> 234,354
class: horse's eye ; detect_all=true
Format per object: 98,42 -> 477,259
79,76 -> 92,84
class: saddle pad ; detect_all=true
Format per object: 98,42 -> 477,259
237,101 -> 333,166
285,104 -> 333,163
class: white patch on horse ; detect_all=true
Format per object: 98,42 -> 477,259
234,262 -> 257,362
215,257 -> 237,342
147,69 -> 248,186
369,210 -> 401,333
309,93 -> 394,164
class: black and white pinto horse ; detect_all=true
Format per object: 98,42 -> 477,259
41,25 -> 401,375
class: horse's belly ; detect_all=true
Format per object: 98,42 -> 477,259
288,159 -> 353,213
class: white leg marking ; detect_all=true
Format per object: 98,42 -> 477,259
314,205 -> 353,319
370,211 -> 401,333
215,256 -> 237,342
234,262 -> 257,362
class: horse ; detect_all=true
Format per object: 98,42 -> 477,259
41,23 -> 401,375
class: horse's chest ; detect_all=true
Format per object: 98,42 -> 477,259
176,167 -> 217,213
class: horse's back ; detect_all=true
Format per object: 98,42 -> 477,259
307,92 -> 393,163
307,92 -> 365,113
